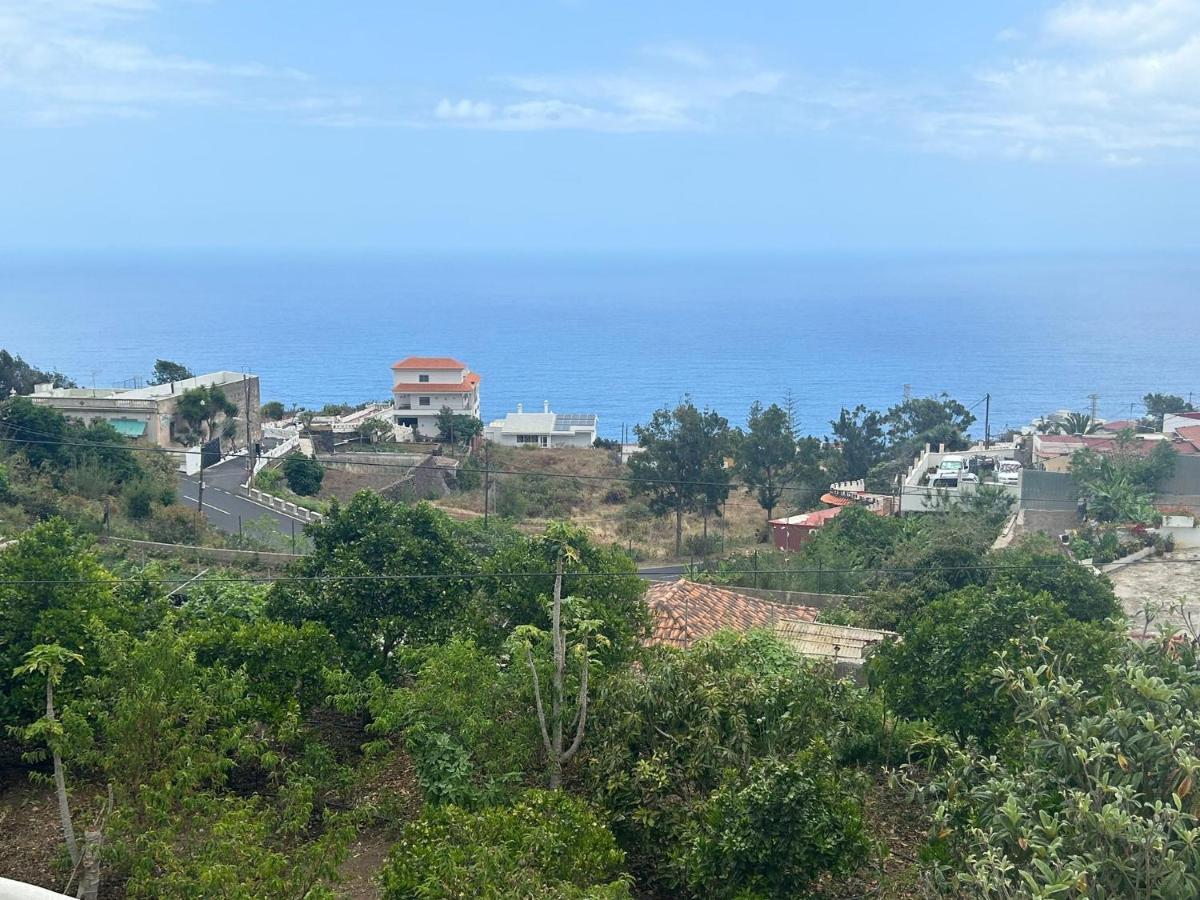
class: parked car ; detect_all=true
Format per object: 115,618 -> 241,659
996,460 -> 1021,486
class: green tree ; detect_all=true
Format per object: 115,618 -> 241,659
584,631 -> 876,895
265,492 -> 477,675
482,523 -> 648,663
281,452 -> 325,496
628,400 -> 731,556
1061,411 -> 1100,435
148,359 -> 194,386
11,644 -> 85,868
680,746 -> 869,898
872,585 -> 1121,746
174,385 -> 237,443
1144,391 -> 1194,424
830,405 -> 886,480
435,406 -> 483,447
1071,440 -> 1176,523
0,349 -> 75,396
884,394 -> 976,455
735,402 -> 823,523
0,395 -> 69,468
357,416 -> 393,443
0,519 -> 121,726
259,400 -> 285,421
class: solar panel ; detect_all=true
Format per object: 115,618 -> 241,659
553,413 -> 596,431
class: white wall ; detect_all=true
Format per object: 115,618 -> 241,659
392,367 -> 466,388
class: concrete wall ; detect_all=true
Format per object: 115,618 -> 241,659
100,536 -> 304,566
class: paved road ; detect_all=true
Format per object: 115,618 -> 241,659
178,456 -> 308,538
638,563 -> 687,582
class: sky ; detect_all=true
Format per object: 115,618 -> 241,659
2,0 -> 1199,253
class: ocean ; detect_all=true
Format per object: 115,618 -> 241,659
2,252 -> 1197,439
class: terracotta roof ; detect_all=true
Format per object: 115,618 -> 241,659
819,492 -> 857,507
391,356 -> 467,370
393,374 -> 481,393
770,506 -> 843,527
1177,425 -> 1200,452
1096,419 -> 1140,433
1036,433 -> 1198,456
775,619 -> 897,664
646,579 -> 817,650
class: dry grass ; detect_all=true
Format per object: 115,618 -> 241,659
435,445 -> 775,560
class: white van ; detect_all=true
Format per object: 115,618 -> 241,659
996,460 -> 1021,486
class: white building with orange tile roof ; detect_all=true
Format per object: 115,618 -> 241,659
390,356 -> 481,438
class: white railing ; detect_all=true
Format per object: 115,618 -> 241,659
254,434 -> 299,475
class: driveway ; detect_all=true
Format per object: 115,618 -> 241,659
1108,549 -> 1200,636
178,456 -> 310,542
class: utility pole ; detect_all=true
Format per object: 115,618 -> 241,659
983,393 -> 991,449
243,373 -> 254,480
196,464 -> 204,513
482,441 -> 490,527
1088,393 -> 1100,422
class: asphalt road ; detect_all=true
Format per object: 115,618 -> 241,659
178,456 -> 309,539
637,564 -> 687,582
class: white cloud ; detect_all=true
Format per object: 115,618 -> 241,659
0,0 -> 318,124
435,98 -> 495,121
428,52 -> 784,133
909,0 -> 1200,162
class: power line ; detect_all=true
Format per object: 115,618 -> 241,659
0,559 -> 1194,587
0,429 -> 1044,502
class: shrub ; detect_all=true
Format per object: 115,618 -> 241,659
679,745 -> 869,897
913,639 -> 1200,898
122,479 -> 156,520
282,453 -> 324,496
254,467 -> 283,492
379,790 -> 631,899
584,631 -> 875,893
683,533 -> 721,558
871,585 -> 1122,747
146,506 -> 207,545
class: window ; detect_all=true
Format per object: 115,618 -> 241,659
419,374 -> 429,383
419,397 -> 431,406
516,434 -> 541,444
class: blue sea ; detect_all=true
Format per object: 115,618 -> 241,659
2,252 -> 1197,439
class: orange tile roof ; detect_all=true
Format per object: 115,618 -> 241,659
393,374 -> 480,393
1177,425 -> 1200,452
646,578 -> 817,650
391,356 -> 468,370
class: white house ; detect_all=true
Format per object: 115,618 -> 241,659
484,401 -> 597,448
390,356 -> 481,439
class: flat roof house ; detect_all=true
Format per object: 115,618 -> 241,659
390,356 -> 481,439
484,401 -> 597,448
29,371 -> 259,450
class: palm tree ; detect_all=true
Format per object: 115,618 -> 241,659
1061,412 -> 1100,436
13,644 -> 84,867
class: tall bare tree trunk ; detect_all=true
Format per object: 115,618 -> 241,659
47,680 -> 79,868
526,556 -> 590,790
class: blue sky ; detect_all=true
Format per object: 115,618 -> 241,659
2,0 -> 1199,252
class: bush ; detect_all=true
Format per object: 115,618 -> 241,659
260,401 -> 285,420
254,467 -> 283,492
913,639 -> 1200,898
145,506 -> 207,545
282,453 -> 324,496
680,745 -> 869,897
379,790 -> 631,899
584,631 -> 876,894
123,479 -> 156,520
683,533 -> 721,558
